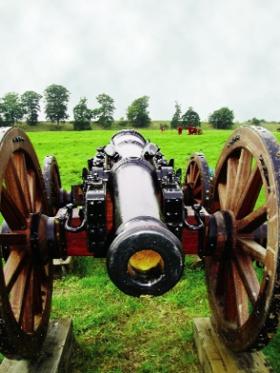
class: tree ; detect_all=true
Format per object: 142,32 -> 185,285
44,84 -> 70,126
0,92 -> 24,125
21,91 -> 42,125
73,98 -> 92,130
94,93 -> 115,128
249,117 -> 265,126
127,96 -> 151,128
182,107 -> 200,127
170,101 -> 181,128
209,107 -> 234,129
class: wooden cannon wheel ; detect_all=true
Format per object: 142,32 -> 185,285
43,156 -> 63,215
0,128 -> 52,359
206,126 -> 280,352
43,156 -> 72,274
183,152 -> 213,210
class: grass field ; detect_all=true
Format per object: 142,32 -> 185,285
8,128 -> 280,372
29,128 -> 233,190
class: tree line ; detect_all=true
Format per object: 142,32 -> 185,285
0,84 -> 152,130
0,83 -> 251,130
171,103 -> 235,129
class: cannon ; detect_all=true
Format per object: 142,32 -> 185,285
0,126 -> 279,359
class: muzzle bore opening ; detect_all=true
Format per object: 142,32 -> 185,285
127,249 -> 164,283
107,219 -> 184,296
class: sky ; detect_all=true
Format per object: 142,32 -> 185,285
0,0 -> 279,121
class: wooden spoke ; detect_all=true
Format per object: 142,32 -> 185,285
224,262 -> 248,327
192,165 -> 199,181
10,263 -> 31,322
218,183 -> 227,210
35,195 -> 42,213
226,157 -> 238,210
27,170 -> 36,212
232,262 -> 249,326
14,152 -> 32,212
4,158 -> 29,217
193,170 -> 200,188
0,187 -> 26,230
237,205 -> 267,232
232,149 -> 252,212
223,264 -> 237,323
237,238 -> 266,263
4,250 -> 27,293
236,166 -> 262,219
234,254 -> 260,305
19,265 -> 34,333
189,163 -> 195,179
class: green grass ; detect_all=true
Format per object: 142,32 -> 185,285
53,257 -> 207,373
29,129 -> 234,190
3,127 -> 280,371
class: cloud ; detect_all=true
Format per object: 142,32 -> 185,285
0,0 -> 279,121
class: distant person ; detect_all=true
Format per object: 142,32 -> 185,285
177,126 -> 183,135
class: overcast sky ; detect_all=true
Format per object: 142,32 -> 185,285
0,0 -> 279,121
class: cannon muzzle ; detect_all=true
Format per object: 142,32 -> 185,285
107,217 -> 184,297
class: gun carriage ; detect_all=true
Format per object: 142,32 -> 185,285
0,126 -> 279,359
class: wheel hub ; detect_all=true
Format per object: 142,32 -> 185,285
28,213 -> 66,262
29,213 -> 50,264
205,210 -> 236,258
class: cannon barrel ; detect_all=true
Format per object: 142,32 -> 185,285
106,130 -> 184,296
